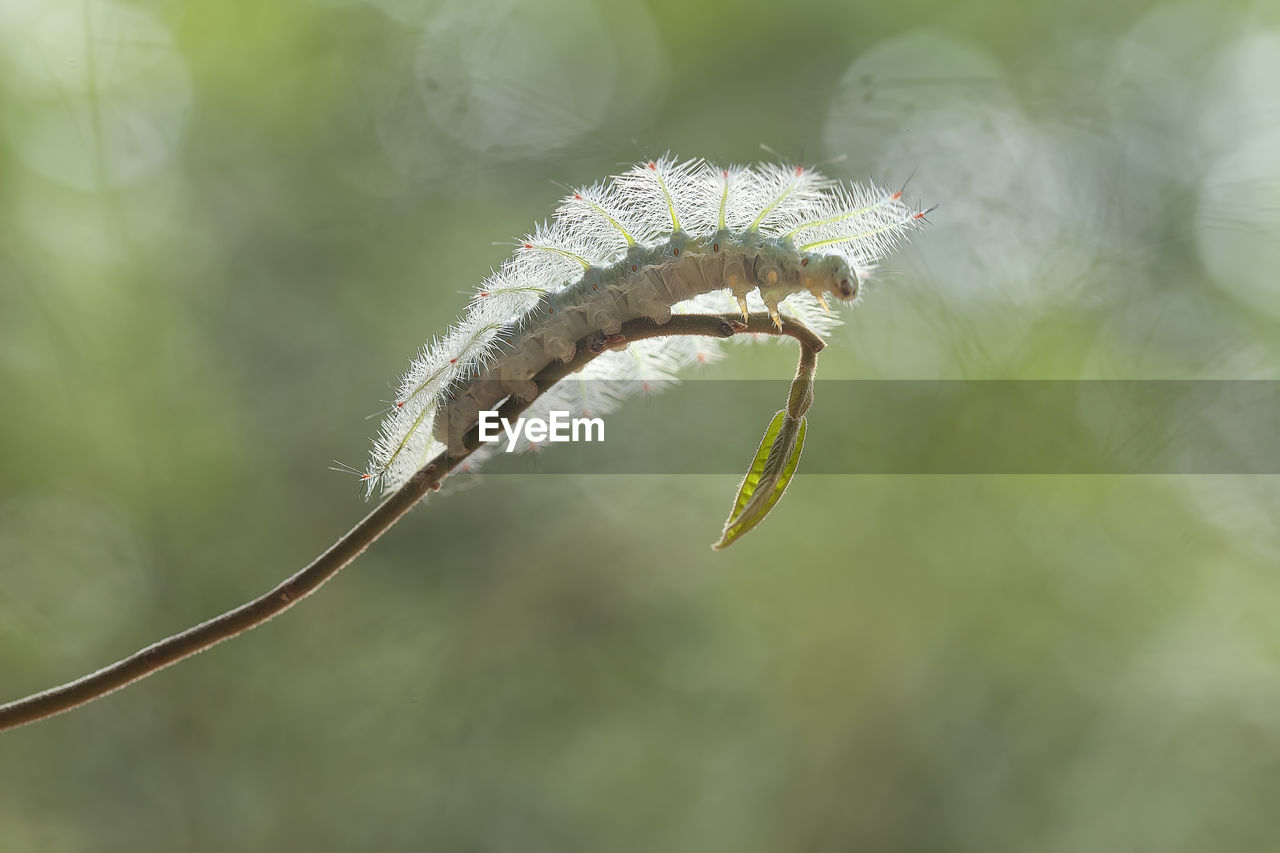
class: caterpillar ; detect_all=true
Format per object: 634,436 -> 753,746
363,155 -> 929,495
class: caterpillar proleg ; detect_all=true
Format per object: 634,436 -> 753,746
364,156 -> 929,496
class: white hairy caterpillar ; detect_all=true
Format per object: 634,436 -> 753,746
363,155 -> 930,495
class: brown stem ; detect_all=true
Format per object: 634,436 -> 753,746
0,312 -> 823,732
787,344 -> 819,420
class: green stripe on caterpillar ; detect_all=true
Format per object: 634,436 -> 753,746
363,155 -> 931,496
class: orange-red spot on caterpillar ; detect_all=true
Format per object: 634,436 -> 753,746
573,193 -> 582,200
673,247 -> 680,255
722,169 -> 729,179
891,191 -> 903,201
696,352 -> 708,364
360,473 -> 372,481
449,358 -> 457,364
647,161 -> 656,170
800,257 -> 809,267
712,242 -> 719,252
913,211 -> 926,219
523,243 -> 533,249
795,165 -> 804,176
631,264 -> 638,272
478,292 -> 489,298
395,401 -> 404,408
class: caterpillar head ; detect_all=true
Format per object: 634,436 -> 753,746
801,253 -> 860,303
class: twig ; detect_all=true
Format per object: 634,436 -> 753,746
0,313 -> 824,732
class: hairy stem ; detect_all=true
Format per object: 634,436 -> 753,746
0,312 -> 824,732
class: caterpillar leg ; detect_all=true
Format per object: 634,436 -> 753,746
498,362 -> 540,401
736,295 -> 750,322
537,333 -> 577,364
768,308 -> 784,331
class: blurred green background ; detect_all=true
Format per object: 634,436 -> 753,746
4,0 -> 1280,849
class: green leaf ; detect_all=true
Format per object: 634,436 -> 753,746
725,410 -> 786,522
713,411 -> 807,550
